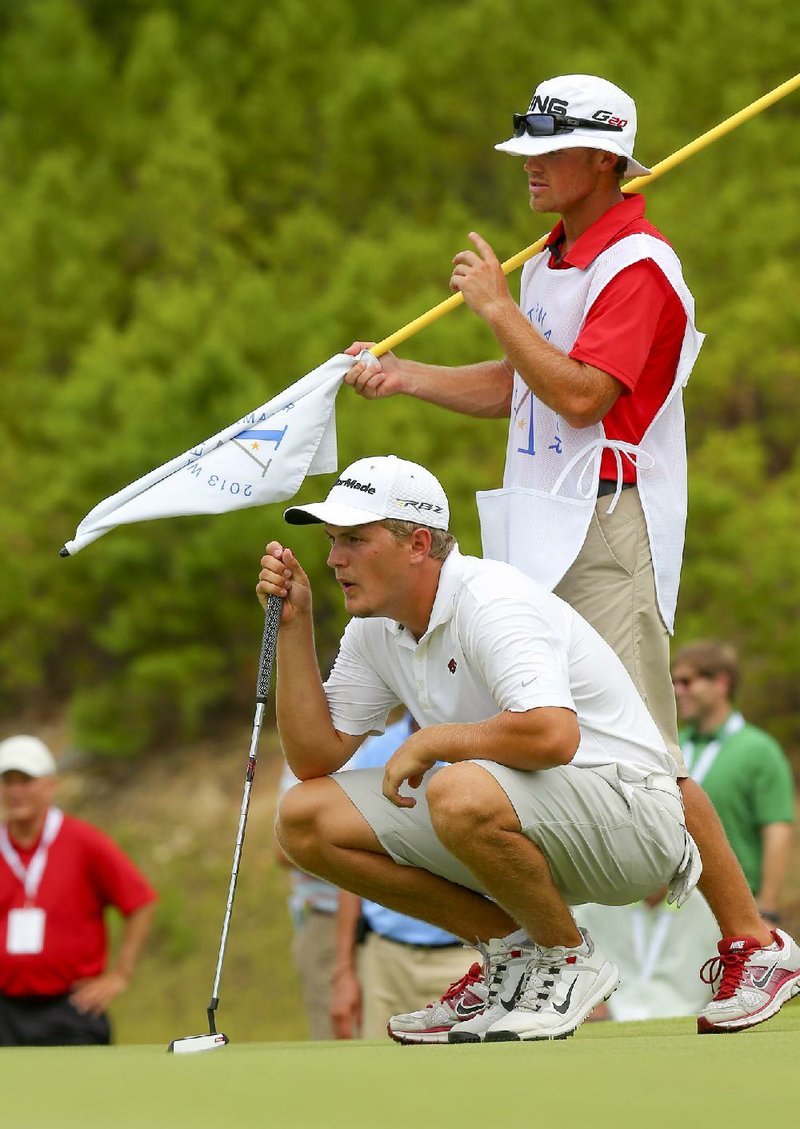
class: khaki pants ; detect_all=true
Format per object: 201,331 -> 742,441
291,909 -> 337,1040
554,487 -> 685,773
358,931 -> 476,1039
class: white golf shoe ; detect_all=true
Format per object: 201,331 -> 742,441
484,928 -> 619,1042
447,936 -> 536,1044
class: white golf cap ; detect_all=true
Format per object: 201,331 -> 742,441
495,74 -> 651,179
0,735 -> 57,778
284,455 -> 450,531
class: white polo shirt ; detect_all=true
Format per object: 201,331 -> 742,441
324,547 -> 674,778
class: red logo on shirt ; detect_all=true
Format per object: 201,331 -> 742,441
447,659 -> 457,674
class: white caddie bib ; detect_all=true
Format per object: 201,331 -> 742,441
477,231 -> 705,633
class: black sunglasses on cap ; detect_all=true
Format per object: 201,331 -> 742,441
512,112 -> 624,137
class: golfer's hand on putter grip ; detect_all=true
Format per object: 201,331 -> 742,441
382,729 -> 438,808
256,542 -> 311,624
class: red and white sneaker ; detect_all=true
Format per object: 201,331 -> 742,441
387,962 -> 487,1045
697,928 -> 800,1034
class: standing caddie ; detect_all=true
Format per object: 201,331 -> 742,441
259,454 -> 704,1044
343,74 -> 800,1031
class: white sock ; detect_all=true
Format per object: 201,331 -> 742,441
502,927 -> 534,946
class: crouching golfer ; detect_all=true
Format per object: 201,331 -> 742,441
259,455 -> 701,1043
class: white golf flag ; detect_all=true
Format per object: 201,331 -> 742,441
62,353 -> 351,556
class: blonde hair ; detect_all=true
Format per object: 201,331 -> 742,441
381,519 -> 455,562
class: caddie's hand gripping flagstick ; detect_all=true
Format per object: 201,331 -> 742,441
168,593 -> 283,1054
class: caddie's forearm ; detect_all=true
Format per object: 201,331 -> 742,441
113,900 -> 157,982
483,300 -> 620,428
275,615 -> 355,777
757,822 -> 793,911
422,708 -> 579,770
399,358 -> 513,418
332,891 -> 363,979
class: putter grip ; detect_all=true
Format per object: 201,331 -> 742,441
256,595 -> 283,703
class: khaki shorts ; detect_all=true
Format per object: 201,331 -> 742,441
554,487 -> 685,773
333,763 -> 688,907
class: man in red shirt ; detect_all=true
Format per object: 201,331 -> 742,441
343,74 -> 800,1036
0,735 -> 157,1046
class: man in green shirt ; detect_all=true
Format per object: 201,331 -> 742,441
674,641 -> 795,924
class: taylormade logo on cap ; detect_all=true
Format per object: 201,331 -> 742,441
284,455 -> 450,530
334,477 -> 377,495
495,73 -> 652,179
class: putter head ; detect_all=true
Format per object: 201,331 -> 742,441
167,1032 -> 229,1054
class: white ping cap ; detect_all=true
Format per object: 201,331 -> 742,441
495,74 -> 651,179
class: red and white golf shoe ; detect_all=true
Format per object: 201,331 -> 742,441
387,961 -> 488,1045
697,928 -> 800,1033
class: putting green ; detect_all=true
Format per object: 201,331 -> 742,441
5,1006 -> 798,1129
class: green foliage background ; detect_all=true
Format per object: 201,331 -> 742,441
1,0 -> 799,758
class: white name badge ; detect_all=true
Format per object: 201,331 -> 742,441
6,907 -> 46,954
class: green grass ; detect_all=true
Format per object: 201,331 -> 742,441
4,1004 -> 799,1129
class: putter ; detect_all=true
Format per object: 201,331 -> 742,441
168,594 -> 283,1054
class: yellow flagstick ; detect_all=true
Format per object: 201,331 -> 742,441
372,72 -> 800,358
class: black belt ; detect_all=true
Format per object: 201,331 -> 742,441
597,479 -> 636,498
0,992 -> 71,1007
357,917 -> 461,949
377,937 -> 463,950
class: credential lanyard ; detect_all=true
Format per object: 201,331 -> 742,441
0,806 -> 63,904
683,712 -> 745,786
631,906 -> 672,984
